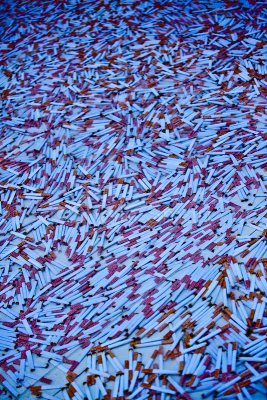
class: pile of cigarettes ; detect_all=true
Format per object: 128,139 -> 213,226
0,0 -> 267,399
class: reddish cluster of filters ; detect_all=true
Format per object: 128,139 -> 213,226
0,0 -> 267,399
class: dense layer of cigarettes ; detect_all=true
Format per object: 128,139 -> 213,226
0,0 -> 267,399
